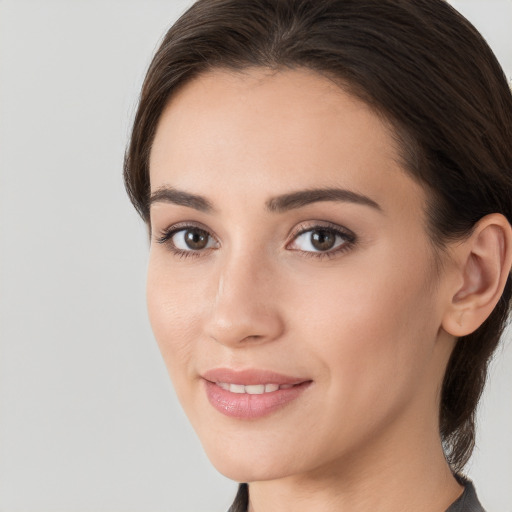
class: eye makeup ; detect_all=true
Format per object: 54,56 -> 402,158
286,221 -> 357,259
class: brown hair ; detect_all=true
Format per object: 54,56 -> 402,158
124,0 -> 512,473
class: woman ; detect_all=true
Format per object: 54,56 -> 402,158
124,0 -> 512,510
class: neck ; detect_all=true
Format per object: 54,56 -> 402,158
247,414 -> 463,512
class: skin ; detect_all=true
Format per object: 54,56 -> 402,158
146,68 -> 508,511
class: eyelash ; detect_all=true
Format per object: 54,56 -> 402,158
155,221 -> 357,260
156,222 -> 215,260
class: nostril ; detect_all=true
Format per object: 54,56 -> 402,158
242,335 -> 263,342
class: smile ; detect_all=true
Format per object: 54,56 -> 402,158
202,369 -> 312,419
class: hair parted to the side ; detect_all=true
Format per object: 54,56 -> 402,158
124,0 -> 512,473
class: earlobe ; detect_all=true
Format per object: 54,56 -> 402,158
442,213 -> 512,337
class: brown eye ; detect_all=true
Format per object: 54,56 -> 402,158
168,227 -> 218,252
310,229 -> 336,251
183,228 -> 210,250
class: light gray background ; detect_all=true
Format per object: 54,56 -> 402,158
0,1 -> 510,511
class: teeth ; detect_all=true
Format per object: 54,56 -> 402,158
245,384 -> 265,394
216,382 -> 286,394
230,384 -> 245,394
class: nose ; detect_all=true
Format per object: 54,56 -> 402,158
203,249 -> 285,347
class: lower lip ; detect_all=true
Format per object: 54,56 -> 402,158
204,380 -> 311,419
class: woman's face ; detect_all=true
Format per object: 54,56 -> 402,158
147,68 -> 455,482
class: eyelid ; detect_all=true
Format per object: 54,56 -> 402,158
288,221 -> 356,243
155,221 -> 217,242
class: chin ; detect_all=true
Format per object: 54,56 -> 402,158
202,441 -> 299,483
211,459 -> 291,484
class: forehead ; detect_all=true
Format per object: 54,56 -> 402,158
149,67 -> 426,216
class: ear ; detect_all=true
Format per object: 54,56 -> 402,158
442,213 -> 512,337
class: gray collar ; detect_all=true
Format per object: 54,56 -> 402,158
229,478 -> 487,512
446,479 -> 486,512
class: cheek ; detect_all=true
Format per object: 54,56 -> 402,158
146,254 -> 204,382
289,247 -> 440,408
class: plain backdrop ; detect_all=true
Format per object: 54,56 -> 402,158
0,1 -> 511,511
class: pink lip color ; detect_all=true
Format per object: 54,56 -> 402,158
202,368 -> 312,419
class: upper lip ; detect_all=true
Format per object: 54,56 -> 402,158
201,368 -> 309,386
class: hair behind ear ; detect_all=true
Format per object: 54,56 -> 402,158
440,214 -> 512,472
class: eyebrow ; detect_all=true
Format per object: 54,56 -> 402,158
149,186 -> 215,213
149,186 -> 381,213
265,188 -> 381,213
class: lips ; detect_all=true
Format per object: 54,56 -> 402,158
202,368 -> 312,419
